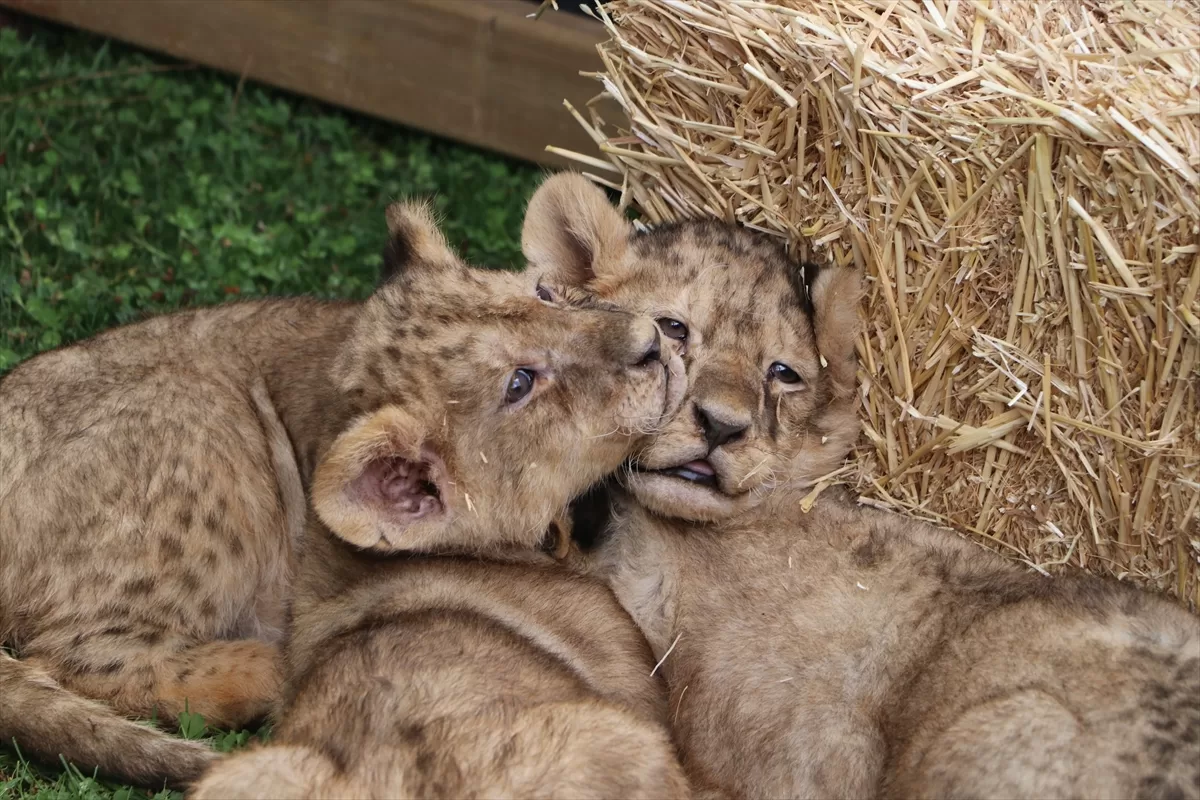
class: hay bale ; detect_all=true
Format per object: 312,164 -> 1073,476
553,0 -> 1199,603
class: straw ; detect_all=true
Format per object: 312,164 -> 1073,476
558,0 -> 1200,605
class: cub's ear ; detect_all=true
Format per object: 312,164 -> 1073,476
311,405 -> 452,552
809,266 -> 863,400
378,201 -> 460,285
522,172 -> 632,286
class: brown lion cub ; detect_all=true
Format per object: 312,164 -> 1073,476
187,220 -> 690,798
582,489 -> 1200,800
0,201 -> 684,788
188,555 -> 690,800
523,174 -> 1200,800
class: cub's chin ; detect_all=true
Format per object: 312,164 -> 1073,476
624,469 -> 754,523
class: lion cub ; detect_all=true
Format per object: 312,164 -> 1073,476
0,201 -> 683,787
583,488 -> 1200,800
187,219 -> 690,798
521,173 -> 1199,799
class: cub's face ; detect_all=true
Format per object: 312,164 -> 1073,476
311,202 -> 686,553
523,175 -> 861,522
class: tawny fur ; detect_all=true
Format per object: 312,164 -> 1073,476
190,553 -> 690,800
531,173 -> 1200,800
0,198 -> 684,788
582,489 -> 1200,800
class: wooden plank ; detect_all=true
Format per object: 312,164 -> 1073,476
0,0 -> 606,167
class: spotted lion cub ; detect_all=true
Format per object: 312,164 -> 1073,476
187,204 -> 690,800
530,175 -> 1200,800
0,201 -> 684,789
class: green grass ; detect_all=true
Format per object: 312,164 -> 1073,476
0,17 -> 545,799
0,20 -> 547,374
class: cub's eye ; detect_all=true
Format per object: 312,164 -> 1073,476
657,318 -> 688,341
536,285 -> 554,302
769,362 -> 803,385
505,368 -> 536,404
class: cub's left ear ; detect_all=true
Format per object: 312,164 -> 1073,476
377,201 -> 460,286
311,405 -> 452,552
521,172 -> 632,287
809,266 -> 863,400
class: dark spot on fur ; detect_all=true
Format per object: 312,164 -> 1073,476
366,363 -> 386,389
176,508 -> 193,530
384,345 -> 402,361
1146,736 -> 1177,761
410,324 -> 428,340
387,388 -> 409,408
95,660 -> 124,676
632,221 -> 685,257
138,630 -> 163,646
199,599 -> 217,619
318,736 -> 352,774
228,536 -> 244,557
852,528 -> 890,569
1133,646 -> 1179,669
180,571 -> 202,592
202,550 -> 219,569
413,748 -> 435,775
1139,775 -> 1187,800
1151,715 -> 1180,732
98,624 -> 133,638
122,577 -> 155,597
160,536 -> 185,560
97,601 -> 133,620
177,666 -> 194,682
203,511 -> 220,532
397,724 -> 425,746
492,736 -> 518,767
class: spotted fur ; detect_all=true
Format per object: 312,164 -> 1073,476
0,199 -> 684,788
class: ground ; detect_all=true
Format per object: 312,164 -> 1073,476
0,16 -> 544,800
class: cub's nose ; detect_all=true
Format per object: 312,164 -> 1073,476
695,403 -> 749,451
630,321 -> 666,368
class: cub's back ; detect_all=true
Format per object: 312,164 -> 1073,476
192,556 -> 688,800
641,490 -> 1200,800
0,298 -> 349,636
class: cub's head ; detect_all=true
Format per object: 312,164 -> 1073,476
523,174 -> 861,523
311,202 -> 686,553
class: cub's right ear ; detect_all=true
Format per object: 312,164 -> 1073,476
377,201 -> 460,286
809,266 -> 864,400
311,405 -> 452,552
521,172 -> 632,287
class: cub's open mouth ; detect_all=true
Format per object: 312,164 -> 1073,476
647,459 -> 718,489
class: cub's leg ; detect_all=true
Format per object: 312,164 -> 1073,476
29,638 -> 283,730
0,651 -> 218,786
188,745 -> 343,800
